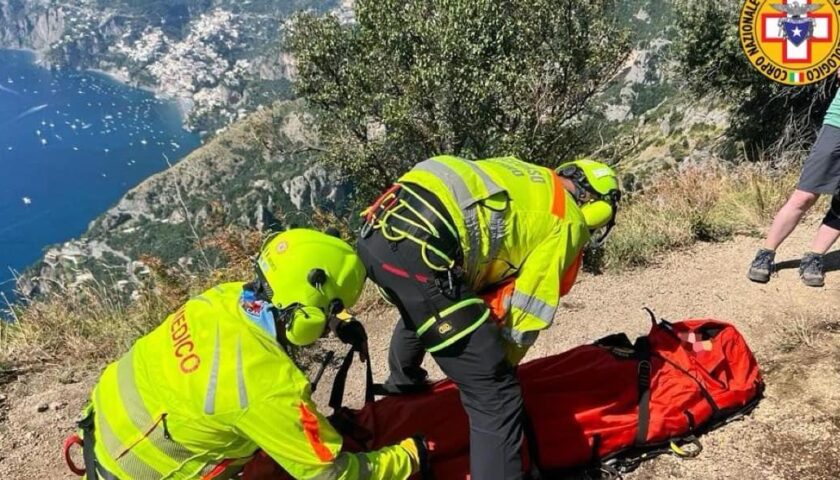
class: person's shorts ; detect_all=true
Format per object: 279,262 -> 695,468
799,124 -> 840,194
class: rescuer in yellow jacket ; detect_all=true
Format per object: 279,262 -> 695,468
357,156 -> 621,480
74,229 -> 423,480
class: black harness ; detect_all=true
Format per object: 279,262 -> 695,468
77,411 -> 119,480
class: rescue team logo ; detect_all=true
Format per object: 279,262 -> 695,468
740,0 -> 840,85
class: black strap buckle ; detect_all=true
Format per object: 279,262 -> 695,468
417,300 -> 486,350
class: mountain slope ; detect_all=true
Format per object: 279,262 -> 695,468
21,100 -> 349,296
593,0 -> 731,188
12,0 -> 724,293
0,0 -> 347,130
3,225 -> 839,479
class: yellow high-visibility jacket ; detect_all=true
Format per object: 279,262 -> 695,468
399,156 -> 590,362
88,282 -> 413,480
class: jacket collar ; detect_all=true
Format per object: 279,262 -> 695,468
239,288 -> 278,340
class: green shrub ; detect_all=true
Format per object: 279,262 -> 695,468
287,0 -> 632,199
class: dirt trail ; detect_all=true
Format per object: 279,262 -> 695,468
2,225 -> 839,479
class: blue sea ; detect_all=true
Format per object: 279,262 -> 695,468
0,49 -> 201,302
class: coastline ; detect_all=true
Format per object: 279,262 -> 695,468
2,46 -> 40,63
3,48 -> 155,100
86,68 -> 195,125
1,48 -> 197,128
0,48 -> 203,301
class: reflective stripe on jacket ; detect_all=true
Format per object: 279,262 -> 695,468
399,156 -> 590,355
90,282 -> 413,479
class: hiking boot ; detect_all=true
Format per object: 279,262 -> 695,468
748,248 -> 775,283
799,252 -> 825,287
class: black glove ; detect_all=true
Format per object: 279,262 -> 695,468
330,317 -> 369,361
414,434 -> 432,479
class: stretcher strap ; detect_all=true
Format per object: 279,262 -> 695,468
634,337 -> 652,445
329,344 -> 375,412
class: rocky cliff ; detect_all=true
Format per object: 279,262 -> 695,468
0,0 -> 342,131
0,1 -> 64,50
13,0 -> 723,296
592,0 -> 730,189
20,100 -> 349,297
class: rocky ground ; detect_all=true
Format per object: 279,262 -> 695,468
1,224 -> 839,479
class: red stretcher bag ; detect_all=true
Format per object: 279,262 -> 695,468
247,313 -> 763,479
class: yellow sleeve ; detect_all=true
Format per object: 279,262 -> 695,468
503,341 -> 533,365
235,386 -> 414,480
506,220 -> 588,349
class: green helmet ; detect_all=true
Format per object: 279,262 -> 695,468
556,159 -> 621,245
255,228 -> 366,346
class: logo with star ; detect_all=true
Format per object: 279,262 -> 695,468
740,0 -> 840,85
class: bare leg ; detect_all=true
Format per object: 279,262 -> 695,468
764,189 -> 819,250
810,224 -> 840,254
812,195 -> 840,254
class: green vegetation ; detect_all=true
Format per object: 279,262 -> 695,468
287,0 -> 632,198
1,159 -> 803,372
673,0 -> 836,155
4,0 -> 825,379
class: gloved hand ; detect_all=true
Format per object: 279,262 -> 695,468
329,312 -> 368,361
398,435 -> 430,476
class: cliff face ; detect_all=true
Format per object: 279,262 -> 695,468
11,0 -> 720,296
0,1 -> 64,51
0,0 -> 340,131
21,100 -> 350,296
589,0 -> 729,189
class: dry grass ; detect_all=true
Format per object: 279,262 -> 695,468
601,161 -> 802,271
0,281 -> 172,368
0,225 -> 387,375
0,160 -> 813,372
772,314 -> 821,352
0,228 -> 263,372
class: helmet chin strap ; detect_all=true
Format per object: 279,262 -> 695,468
269,305 -> 298,349
589,220 -> 615,249
251,259 -> 275,302
589,197 -> 619,249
